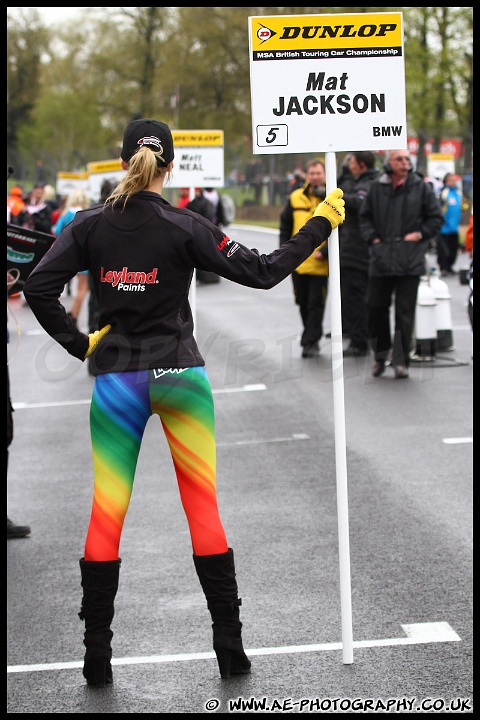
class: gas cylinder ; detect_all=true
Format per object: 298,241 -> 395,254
428,271 -> 454,351
414,276 -> 437,358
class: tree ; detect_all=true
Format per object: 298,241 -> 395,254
7,9 -> 51,179
403,7 -> 473,174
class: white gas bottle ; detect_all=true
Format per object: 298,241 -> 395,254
414,276 -> 437,358
428,270 -> 454,351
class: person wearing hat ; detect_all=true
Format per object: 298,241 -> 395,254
7,185 -> 25,221
23,117 -> 345,687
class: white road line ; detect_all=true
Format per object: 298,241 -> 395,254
217,433 -> 309,447
12,384 -> 267,410
230,224 -> 279,235
443,437 -> 473,444
213,383 -> 266,394
12,391 -> 472,452
6,622 -> 461,675
13,399 -> 91,409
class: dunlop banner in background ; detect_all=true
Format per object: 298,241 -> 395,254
87,160 -> 125,202
170,130 -> 224,188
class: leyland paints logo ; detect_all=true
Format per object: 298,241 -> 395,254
100,266 -> 158,291
217,234 -> 240,258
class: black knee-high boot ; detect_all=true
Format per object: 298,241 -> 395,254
78,558 -> 121,687
193,548 -> 251,679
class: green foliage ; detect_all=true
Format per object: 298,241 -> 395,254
17,91 -> 113,180
7,8 -> 51,149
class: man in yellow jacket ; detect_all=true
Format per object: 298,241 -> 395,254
279,159 -> 328,357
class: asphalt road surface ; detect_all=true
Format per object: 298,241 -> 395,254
7,225 -> 473,713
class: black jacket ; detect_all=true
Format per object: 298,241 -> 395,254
337,167 -> 380,272
186,194 -> 214,222
359,171 -> 443,277
13,204 -> 53,235
24,191 -> 332,373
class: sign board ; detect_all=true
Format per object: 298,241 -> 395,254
248,12 -> 407,154
57,130 -> 225,201
169,130 -> 224,188
56,171 -> 89,197
87,160 -> 125,203
427,153 -> 455,180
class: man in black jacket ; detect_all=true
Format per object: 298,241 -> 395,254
359,149 -> 443,379
186,187 -> 214,221
187,189 -> 220,284
338,151 -> 379,357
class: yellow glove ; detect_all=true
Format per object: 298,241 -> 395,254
85,324 -> 111,359
313,188 -> 345,229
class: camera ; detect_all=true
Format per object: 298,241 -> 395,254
311,185 -> 326,199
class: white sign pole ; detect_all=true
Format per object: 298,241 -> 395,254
325,152 -> 353,665
249,11 -> 406,666
188,186 -> 197,328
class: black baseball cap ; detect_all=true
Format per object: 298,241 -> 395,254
120,118 -> 174,166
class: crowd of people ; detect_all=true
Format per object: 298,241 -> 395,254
278,150 -> 470,379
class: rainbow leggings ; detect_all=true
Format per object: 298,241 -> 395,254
84,366 -> 228,561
